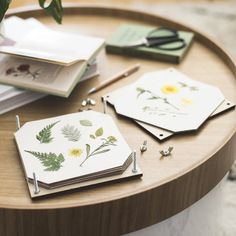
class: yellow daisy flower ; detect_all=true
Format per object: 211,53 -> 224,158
68,148 -> 83,158
161,85 -> 179,94
181,98 -> 193,106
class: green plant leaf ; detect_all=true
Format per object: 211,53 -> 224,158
38,0 -> 63,24
25,150 -> 64,171
178,82 -> 187,87
190,86 -> 198,91
147,97 -> 157,100
90,134 -> 96,139
95,127 -> 103,137
0,0 -> 10,23
61,125 -> 81,142
107,136 -> 117,143
86,144 -> 90,157
136,87 -> 145,98
81,134 -> 117,166
36,121 -> 59,144
136,87 -> 145,93
80,120 -> 93,126
93,149 -> 110,156
142,106 -> 150,112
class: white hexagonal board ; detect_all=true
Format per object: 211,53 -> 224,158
14,111 -> 132,188
114,68 -> 225,132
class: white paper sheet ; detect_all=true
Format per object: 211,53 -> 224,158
0,27 -> 105,65
15,111 -> 132,185
113,68 -> 225,132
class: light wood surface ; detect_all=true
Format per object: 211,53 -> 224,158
9,0 -> 232,9
0,5 -> 236,236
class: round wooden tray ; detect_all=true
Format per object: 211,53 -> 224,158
1,4 -> 236,236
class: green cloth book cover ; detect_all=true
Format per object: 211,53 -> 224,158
106,24 -> 194,63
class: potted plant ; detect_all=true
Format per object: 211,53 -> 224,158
0,0 -> 63,24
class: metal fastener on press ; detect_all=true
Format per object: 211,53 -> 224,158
81,99 -> 87,107
132,150 -> 137,173
15,115 -> 21,131
160,146 -> 173,158
33,172 -> 40,194
103,97 -> 107,114
140,140 -> 147,152
90,99 -> 96,106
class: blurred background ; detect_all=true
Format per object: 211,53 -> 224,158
8,0 -> 236,235
10,0 -> 236,60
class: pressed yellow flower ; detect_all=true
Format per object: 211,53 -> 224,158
161,85 -> 179,94
181,98 -> 193,106
68,148 -> 83,158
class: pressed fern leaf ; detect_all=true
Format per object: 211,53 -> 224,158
25,150 -> 64,171
61,125 -> 81,142
36,121 -> 59,144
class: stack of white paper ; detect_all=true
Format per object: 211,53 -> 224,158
104,68 -> 234,139
14,111 -> 142,198
0,17 -> 102,115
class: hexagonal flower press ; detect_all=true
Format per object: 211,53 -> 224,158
114,68 -> 225,133
14,111 -> 140,195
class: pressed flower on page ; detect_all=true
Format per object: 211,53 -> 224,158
69,148 -> 83,158
161,85 -> 179,94
5,64 -> 41,80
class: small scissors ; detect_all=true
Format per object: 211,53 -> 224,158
123,27 -> 186,51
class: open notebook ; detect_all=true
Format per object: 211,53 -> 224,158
0,17 -> 105,97
0,18 -> 104,66
14,111 -> 142,198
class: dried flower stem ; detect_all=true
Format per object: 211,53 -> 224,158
137,88 -> 179,110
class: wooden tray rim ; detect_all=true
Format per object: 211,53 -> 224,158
2,4 -> 236,210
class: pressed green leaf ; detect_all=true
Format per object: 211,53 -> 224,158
142,106 -> 150,112
86,144 -> 90,157
25,150 -> 64,171
147,97 -> 157,100
107,136 -> 117,143
36,121 -> 59,143
80,120 -> 92,126
90,134 -> 96,139
58,153 -> 65,162
61,125 -> 81,142
81,134 -> 118,166
95,127 -> 103,137
38,0 -> 63,24
190,86 -> 198,91
178,82 -> 187,87
136,87 -> 145,93
93,149 -> 110,156
136,87 -> 145,98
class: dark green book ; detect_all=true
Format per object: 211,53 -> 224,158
106,24 -> 194,64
